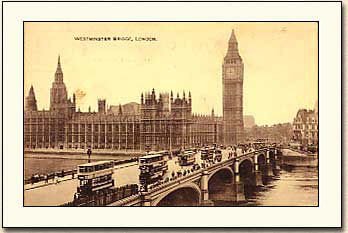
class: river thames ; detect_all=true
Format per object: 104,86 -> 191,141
214,166 -> 318,206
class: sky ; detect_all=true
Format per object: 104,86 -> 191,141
24,22 -> 318,125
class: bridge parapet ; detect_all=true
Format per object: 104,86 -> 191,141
107,194 -> 141,206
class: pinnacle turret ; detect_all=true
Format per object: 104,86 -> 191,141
25,85 -> 38,111
29,85 -> 35,96
118,104 -> 123,115
55,55 -> 63,82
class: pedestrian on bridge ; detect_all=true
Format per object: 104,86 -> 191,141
55,174 -> 60,184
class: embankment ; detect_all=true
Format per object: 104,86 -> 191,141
281,149 -> 318,167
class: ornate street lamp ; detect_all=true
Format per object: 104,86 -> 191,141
87,146 -> 92,163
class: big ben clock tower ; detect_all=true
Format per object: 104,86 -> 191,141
222,30 -> 244,145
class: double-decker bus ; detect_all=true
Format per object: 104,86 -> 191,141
139,152 -> 168,187
178,150 -> 196,166
201,147 -> 214,161
76,160 -> 115,197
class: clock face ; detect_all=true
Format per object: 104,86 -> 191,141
226,67 -> 236,79
227,67 -> 236,75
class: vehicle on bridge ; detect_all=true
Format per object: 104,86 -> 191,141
178,150 -> 196,166
252,141 -> 266,150
201,147 -> 214,161
76,160 -> 115,198
139,152 -> 168,190
214,149 -> 222,162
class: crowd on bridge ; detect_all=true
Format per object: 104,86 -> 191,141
142,142 -> 275,192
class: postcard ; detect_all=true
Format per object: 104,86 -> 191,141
2,1 -> 342,228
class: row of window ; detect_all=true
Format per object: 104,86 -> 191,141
294,117 -> 318,123
293,124 -> 318,130
25,123 -> 218,132
25,136 -> 141,143
143,136 -> 214,144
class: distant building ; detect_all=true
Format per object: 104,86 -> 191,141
24,57 -> 223,151
292,104 -> 318,148
243,115 -> 255,128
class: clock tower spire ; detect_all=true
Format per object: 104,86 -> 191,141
222,29 -> 244,145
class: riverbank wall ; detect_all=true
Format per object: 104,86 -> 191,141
281,149 -> 318,167
24,148 -> 147,157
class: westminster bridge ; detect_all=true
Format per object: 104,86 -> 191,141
24,146 -> 282,206
107,147 -> 281,206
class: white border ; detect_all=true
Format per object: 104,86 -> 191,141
2,1 -> 341,227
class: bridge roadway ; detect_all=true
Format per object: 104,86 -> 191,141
24,148 -> 243,206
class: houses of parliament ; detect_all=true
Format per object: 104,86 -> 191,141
24,30 -> 244,151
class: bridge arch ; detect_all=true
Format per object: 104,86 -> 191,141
208,167 -> 234,197
153,182 -> 201,206
256,153 -> 267,184
257,153 -> 266,167
238,158 -> 254,196
239,158 -> 254,177
208,166 -> 234,183
239,157 -> 254,169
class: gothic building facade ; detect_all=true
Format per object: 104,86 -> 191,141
24,57 -> 223,151
222,30 -> 244,145
292,105 -> 318,148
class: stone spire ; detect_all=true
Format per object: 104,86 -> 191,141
118,104 -> 123,115
229,29 -> 237,43
29,85 -> 35,96
225,29 -> 242,61
25,85 -> 38,111
54,55 -> 63,82
50,55 -> 68,111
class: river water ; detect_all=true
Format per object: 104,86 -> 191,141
214,166 -> 318,206
24,153 -> 135,179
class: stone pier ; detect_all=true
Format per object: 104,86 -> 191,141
266,150 -> 274,177
254,154 -> 263,186
201,171 -> 214,206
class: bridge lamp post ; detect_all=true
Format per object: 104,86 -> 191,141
87,147 -> 92,163
169,124 -> 172,154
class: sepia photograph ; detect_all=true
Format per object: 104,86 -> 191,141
23,22 -> 319,207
